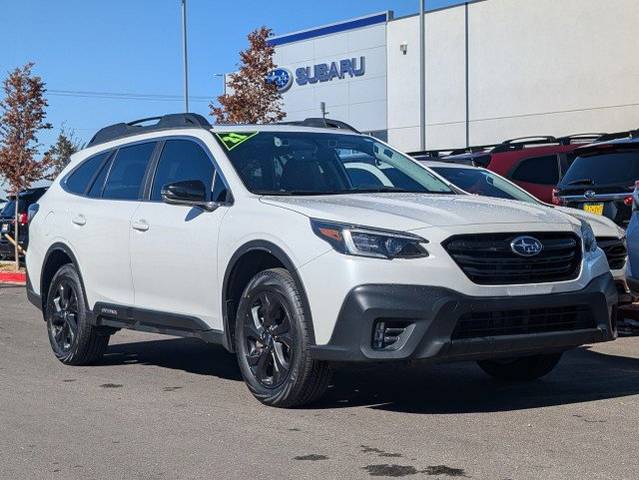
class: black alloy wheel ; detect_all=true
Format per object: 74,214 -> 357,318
48,279 -> 80,355
243,291 -> 294,388
235,268 -> 332,407
45,264 -> 110,365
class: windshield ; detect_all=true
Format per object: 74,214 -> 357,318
215,131 -> 454,195
561,149 -> 639,186
431,166 -> 539,204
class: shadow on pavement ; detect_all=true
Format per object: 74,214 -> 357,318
100,337 -> 639,413
319,346 -> 639,413
101,337 -> 243,381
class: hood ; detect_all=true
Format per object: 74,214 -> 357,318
260,193 -> 579,231
555,206 -> 624,238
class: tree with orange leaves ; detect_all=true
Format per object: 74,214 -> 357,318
0,63 -> 52,269
211,26 -> 285,124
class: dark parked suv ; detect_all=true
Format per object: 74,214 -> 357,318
0,187 -> 48,259
555,130 -> 639,227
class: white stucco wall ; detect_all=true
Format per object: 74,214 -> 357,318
273,22 -> 387,133
387,0 -> 639,151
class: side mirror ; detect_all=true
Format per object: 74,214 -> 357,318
161,180 -> 219,211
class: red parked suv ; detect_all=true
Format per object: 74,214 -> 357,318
411,134 -> 602,203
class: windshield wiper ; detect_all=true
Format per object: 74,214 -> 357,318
566,178 -> 595,186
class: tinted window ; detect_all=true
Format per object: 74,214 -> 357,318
102,143 -> 155,200
432,167 -> 539,204
219,132 -> 453,195
510,155 -> 559,185
65,152 -> 109,194
561,150 -> 639,186
87,156 -> 112,198
0,192 -> 46,216
151,140 -> 215,201
345,166 -> 385,189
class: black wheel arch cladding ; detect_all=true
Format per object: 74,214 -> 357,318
40,242 -> 89,316
222,240 -> 316,352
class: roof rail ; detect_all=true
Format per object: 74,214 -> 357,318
278,117 -> 360,133
595,128 -> 639,143
557,133 -> 605,145
87,113 -> 212,147
502,135 -> 557,145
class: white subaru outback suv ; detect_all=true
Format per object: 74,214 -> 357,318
26,114 -> 617,407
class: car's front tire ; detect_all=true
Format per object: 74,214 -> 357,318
45,264 -> 110,365
235,268 -> 332,408
477,353 -> 563,382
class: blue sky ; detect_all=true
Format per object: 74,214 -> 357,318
1,0 -> 462,151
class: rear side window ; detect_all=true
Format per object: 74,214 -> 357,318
102,142 -> 156,200
65,152 -> 109,195
150,140 -> 214,201
87,157 -> 112,198
510,155 -> 559,185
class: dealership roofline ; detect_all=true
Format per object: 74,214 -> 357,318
392,0 -> 488,21
268,11 -> 392,46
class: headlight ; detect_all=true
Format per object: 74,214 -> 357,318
311,219 -> 429,259
580,220 -> 597,254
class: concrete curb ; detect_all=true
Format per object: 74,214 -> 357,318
0,272 -> 26,285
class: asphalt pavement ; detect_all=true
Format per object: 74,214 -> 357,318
1,284 -> 638,480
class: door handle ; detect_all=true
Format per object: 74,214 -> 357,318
132,219 -> 149,232
72,214 -> 86,226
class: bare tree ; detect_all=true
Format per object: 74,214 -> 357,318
211,26 -> 285,124
47,126 -> 83,178
0,63 -> 52,269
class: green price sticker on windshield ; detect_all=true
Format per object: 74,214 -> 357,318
216,131 -> 258,150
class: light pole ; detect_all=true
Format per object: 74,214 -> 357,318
214,73 -> 227,96
181,0 -> 189,112
419,0 -> 426,151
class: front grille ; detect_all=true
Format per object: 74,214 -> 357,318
452,305 -> 595,340
444,232 -> 581,285
597,237 -> 627,270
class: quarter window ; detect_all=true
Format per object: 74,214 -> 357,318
150,140 -> 216,201
510,155 -> 560,185
102,142 -> 156,200
65,152 -> 109,195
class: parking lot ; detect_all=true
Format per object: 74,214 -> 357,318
1,284 -> 638,480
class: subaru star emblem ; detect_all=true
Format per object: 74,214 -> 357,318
510,236 -> 543,257
266,68 -> 293,93
584,190 -> 596,200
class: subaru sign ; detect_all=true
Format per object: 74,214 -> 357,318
268,56 -> 366,93
296,56 -> 365,86
266,68 -> 293,93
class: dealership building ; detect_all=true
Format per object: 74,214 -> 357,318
267,0 -> 639,152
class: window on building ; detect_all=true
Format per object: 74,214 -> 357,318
102,142 -> 156,200
510,155 -> 560,185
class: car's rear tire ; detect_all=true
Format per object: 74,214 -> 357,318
477,353 -> 563,382
45,264 -> 110,365
235,268 -> 332,408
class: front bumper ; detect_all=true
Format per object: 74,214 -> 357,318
310,273 -> 618,362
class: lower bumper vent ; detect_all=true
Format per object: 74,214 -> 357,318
452,305 -> 595,340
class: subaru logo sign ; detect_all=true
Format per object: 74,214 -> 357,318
510,236 -> 543,257
266,68 -> 293,93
